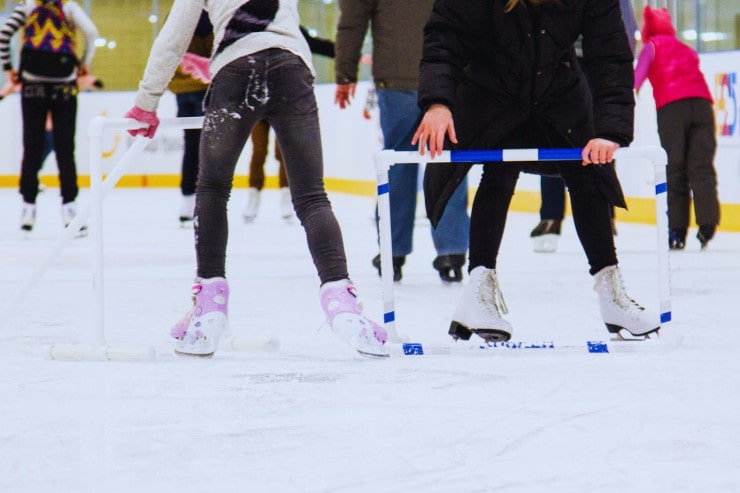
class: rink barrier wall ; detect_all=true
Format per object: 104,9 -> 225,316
374,147 -> 672,344
2,47 -> 740,230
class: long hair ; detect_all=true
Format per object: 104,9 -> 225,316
505,0 -> 562,13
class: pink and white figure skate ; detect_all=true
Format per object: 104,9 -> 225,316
320,279 -> 388,358
173,277 -> 229,357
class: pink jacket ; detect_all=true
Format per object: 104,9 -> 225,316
634,6 -> 712,109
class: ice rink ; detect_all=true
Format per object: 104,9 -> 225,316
1,185 -> 738,492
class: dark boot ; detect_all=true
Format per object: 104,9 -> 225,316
372,254 -> 405,282
669,228 -> 687,250
697,225 -> 716,249
432,254 -> 466,283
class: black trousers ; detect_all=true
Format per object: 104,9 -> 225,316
657,98 -> 720,229
470,121 -> 617,276
19,82 -> 79,204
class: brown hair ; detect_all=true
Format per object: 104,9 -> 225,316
505,0 -> 562,13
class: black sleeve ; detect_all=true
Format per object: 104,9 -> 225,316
418,0 -> 483,112
580,0 -> 635,146
300,26 -> 335,58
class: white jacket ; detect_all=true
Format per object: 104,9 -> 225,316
134,0 -> 313,112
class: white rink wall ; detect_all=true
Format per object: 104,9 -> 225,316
0,50 -> 739,208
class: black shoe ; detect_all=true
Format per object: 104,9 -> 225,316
372,254 -> 404,282
669,228 -> 687,250
432,254 -> 466,283
530,219 -> 562,237
697,225 -> 716,249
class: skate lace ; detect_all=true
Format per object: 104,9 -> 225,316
480,270 -> 509,316
607,269 -> 645,314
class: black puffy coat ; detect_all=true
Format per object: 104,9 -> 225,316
419,0 -> 635,226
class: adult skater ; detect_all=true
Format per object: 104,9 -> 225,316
124,0 -> 388,358
412,0 -> 660,342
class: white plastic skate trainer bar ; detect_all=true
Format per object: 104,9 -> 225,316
11,116 -> 278,361
374,147 -> 671,343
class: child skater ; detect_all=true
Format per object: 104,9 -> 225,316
125,0 -> 388,358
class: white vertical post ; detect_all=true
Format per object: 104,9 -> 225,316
375,150 -> 402,343
652,153 -> 672,324
49,117 -> 201,360
88,125 -> 106,352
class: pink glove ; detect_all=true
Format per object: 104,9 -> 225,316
181,52 -> 211,84
124,106 -> 160,138
0,78 -> 20,99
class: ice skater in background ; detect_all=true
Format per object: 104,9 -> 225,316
0,74 -> 103,199
413,0 -> 659,342
334,0 -> 470,284
0,0 -> 98,233
634,6 -> 720,250
125,0 -> 388,358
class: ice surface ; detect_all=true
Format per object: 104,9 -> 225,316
1,187 -> 738,492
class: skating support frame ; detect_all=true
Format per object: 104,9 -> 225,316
4,117 -> 205,360
67,117 -> 207,360
374,147 -> 672,343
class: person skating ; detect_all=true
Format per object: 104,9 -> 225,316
0,0 -> 98,233
334,0 -> 470,284
634,6 -> 721,250
413,0 -> 659,342
125,0 -> 387,358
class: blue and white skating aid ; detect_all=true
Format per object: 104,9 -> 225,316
397,340 -> 612,356
402,343 -> 424,355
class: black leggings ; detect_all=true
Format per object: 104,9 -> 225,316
469,123 -> 617,276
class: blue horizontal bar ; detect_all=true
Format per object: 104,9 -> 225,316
660,311 -> 671,323
655,182 -> 667,195
538,148 -> 584,161
450,150 -> 503,162
449,148 -> 583,163
383,311 -> 395,324
377,182 -> 389,196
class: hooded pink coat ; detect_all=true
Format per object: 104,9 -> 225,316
634,6 -> 712,109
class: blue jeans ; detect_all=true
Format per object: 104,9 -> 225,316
539,175 -> 566,220
196,49 -> 348,283
376,89 -> 469,257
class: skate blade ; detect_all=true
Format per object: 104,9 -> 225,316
472,328 -> 512,343
174,349 -> 215,358
611,328 -> 659,342
356,348 -> 390,359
